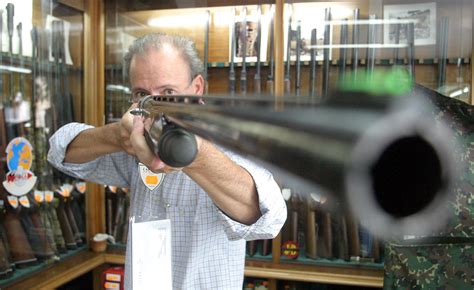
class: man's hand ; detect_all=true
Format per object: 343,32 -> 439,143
119,104 -> 140,156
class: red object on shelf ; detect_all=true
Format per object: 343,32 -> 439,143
102,266 -> 124,290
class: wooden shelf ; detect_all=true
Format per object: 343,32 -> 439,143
2,248 -> 382,289
2,251 -> 104,290
245,260 -> 383,288
2,248 -> 381,289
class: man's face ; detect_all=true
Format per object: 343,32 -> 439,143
129,43 -> 204,102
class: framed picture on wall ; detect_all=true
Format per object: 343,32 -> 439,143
228,6 -> 269,63
383,2 -> 437,46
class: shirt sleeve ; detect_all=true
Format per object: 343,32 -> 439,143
216,148 -> 287,241
47,122 -> 133,188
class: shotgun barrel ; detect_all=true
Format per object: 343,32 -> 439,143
295,21 -> 301,96
309,29 -> 317,98
136,71 -> 458,238
253,5 -> 262,95
228,8 -> 236,95
266,5 -> 274,95
240,7 -> 248,95
322,8 -> 331,98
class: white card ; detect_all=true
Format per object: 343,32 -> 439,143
131,218 -> 172,290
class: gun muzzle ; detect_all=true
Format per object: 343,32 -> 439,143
135,87 -> 458,238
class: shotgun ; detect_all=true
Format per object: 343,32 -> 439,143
351,9 -> 360,79
295,21 -> 301,96
438,17 -> 449,88
55,194 -> 77,250
346,215 -> 360,258
253,5 -> 262,95
2,195 -> 37,267
0,10 -> 6,161
203,10 -> 210,94
284,16 -> 292,94
309,28 -> 317,98
240,7 -> 247,95
366,15 -> 376,77
0,201 -> 13,278
393,19 -> 401,65
406,22 -> 415,80
305,194 -> 319,259
317,207 -> 332,259
58,20 -> 75,124
228,8 -> 236,95
322,8 -> 331,98
6,3 -> 14,106
266,6 -> 274,95
339,19 -> 348,82
135,74 -> 459,238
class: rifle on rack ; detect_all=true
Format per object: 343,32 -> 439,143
0,201 -> 13,278
6,4 -> 14,107
284,16 -> 292,94
295,21 -> 301,97
2,193 -> 37,268
322,8 -> 331,98
305,194 -> 319,259
351,9 -> 360,78
309,29 -> 317,98
339,19 -> 348,82
266,6 -> 274,95
228,8 -> 236,95
203,10 -> 210,94
438,17 -> 449,89
240,7 -> 247,95
393,19 -> 401,65
58,20 -> 75,124
253,5 -> 262,95
406,22 -> 415,80
0,10 -> 7,162
366,15 -> 376,77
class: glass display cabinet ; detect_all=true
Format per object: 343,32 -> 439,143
1,0 -> 472,289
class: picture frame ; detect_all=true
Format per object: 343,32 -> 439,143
383,2 -> 437,46
228,6 -> 269,63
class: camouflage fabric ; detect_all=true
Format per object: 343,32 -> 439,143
384,85 -> 474,290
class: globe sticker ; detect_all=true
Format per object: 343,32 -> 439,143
3,137 -> 37,196
139,163 -> 165,190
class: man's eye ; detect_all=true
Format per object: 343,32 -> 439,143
163,89 -> 176,95
132,91 -> 148,102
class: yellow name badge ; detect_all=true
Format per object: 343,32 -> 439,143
138,163 -> 165,190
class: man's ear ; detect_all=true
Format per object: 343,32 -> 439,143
192,74 -> 205,95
